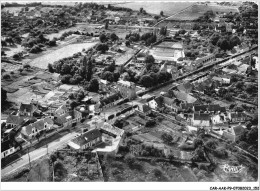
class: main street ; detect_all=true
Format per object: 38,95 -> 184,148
1,131 -> 78,178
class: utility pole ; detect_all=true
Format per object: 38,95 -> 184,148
27,146 -> 31,169
46,144 -> 49,155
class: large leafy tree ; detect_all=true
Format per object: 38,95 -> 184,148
86,58 -> 93,81
139,75 -> 153,88
1,88 -> 7,104
101,71 -> 114,82
88,78 -> 99,92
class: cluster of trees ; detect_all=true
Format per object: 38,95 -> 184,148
1,88 -> 7,105
239,127 -> 258,145
161,133 -> 173,144
159,26 -> 167,36
139,70 -> 172,88
140,144 -> 165,157
125,33 -> 140,42
139,7 -> 147,15
145,119 -> 156,127
51,55 -> 100,92
210,33 -> 241,51
100,61 -> 120,82
21,31 -> 56,53
99,33 -> 119,43
197,10 -> 215,22
140,32 -> 157,46
96,43 -> 109,54
217,87 -> 233,101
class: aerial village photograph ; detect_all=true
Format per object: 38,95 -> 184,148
0,0 -> 258,188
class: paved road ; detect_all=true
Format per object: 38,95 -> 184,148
1,131 -> 78,178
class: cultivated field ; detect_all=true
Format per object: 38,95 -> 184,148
166,4 -> 239,21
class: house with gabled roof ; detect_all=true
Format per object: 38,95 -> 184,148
194,104 -> 226,114
192,113 -> 211,127
100,122 -> 124,138
176,82 -> 193,93
19,103 -> 38,117
180,103 -> 194,112
1,140 -> 18,159
163,96 -> 181,112
172,90 -> 198,104
68,129 -> 102,150
148,96 -> 164,110
21,120 -> 44,139
223,125 -> 245,142
6,115 -> 25,128
212,76 -> 230,84
21,117 -> 54,139
95,93 -> 123,112
54,113 -> 72,128
138,104 -> 152,114
228,112 -> 249,123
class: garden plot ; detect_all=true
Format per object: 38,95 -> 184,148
100,154 -> 187,182
54,151 -> 103,182
132,133 -> 163,143
7,88 -> 44,104
127,115 -> 147,126
179,166 -> 198,182
1,62 -> 21,71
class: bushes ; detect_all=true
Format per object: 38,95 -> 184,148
145,119 -> 156,127
179,143 -> 195,151
161,133 -> 173,144
205,140 -> 218,150
118,145 -> 130,153
214,147 -> 228,158
30,45 -> 42,53
54,160 -> 66,181
3,74 -> 11,80
96,43 -> 109,53
124,154 -> 136,166
141,145 -> 164,157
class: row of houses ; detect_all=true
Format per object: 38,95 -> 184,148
1,100 -> 85,159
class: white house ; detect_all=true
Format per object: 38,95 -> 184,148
148,96 -> 164,110
192,113 -> 211,127
21,118 -> 54,139
193,54 -> 215,66
68,129 -> 102,150
223,125 -> 245,142
1,140 -> 18,159
212,76 -> 230,84
211,114 -> 226,125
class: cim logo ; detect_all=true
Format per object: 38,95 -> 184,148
219,164 -> 245,174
